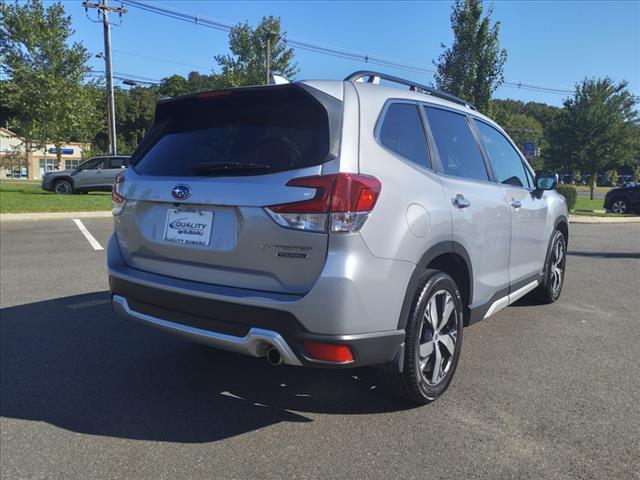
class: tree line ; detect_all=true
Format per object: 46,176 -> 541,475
2,0 -> 639,197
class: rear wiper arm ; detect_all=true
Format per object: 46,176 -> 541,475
190,162 -> 271,175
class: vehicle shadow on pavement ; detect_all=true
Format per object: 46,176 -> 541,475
567,250 -> 640,259
0,292 -> 412,443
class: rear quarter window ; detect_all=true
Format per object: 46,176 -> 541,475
378,102 -> 431,169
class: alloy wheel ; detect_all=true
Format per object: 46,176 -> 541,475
550,239 -> 565,296
612,200 -> 627,214
54,182 -> 71,195
418,290 -> 459,386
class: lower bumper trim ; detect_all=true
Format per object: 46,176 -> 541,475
112,294 -> 303,366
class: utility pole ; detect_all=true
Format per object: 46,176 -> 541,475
83,0 -> 126,155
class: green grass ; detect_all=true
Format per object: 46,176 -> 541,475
574,196 -> 605,212
0,184 -> 111,213
572,195 -> 637,217
574,185 -> 612,194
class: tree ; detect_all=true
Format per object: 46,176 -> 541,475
0,0 -> 101,166
434,0 -> 507,113
158,75 -> 188,98
214,16 -> 298,87
547,78 -> 640,199
114,85 -> 158,154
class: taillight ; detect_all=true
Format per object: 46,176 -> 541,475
112,172 -> 126,215
266,173 -> 381,233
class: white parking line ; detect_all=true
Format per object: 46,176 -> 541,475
72,218 -> 104,251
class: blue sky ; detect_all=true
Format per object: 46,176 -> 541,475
62,0 -> 640,106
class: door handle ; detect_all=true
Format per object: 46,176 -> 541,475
452,194 -> 471,209
510,199 -> 522,208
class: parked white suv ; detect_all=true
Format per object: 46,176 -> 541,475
108,71 -> 568,404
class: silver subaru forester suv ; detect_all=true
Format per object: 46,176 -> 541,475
108,71 -> 568,404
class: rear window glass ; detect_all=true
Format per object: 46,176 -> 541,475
134,87 -> 331,176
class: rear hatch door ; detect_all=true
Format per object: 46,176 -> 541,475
116,84 -> 342,294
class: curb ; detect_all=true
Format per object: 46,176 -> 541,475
570,215 -> 640,224
0,211 -> 112,222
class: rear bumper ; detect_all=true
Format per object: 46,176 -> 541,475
110,276 -> 405,368
112,294 -> 304,366
108,234 -> 407,368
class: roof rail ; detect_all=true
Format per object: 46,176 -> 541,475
345,70 -> 476,111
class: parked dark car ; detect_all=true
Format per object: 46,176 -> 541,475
561,174 -> 575,185
596,174 -> 615,187
603,183 -> 640,214
42,156 -> 130,194
617,175 -> 633,186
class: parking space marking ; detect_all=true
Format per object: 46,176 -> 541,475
72,218 -> 104,251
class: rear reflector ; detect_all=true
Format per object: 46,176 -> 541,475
303,342 -> 354,363
266,173 -> 381,233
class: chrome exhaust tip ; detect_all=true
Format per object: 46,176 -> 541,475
266,347 -> 283,366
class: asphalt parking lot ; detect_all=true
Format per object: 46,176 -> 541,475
1,218 -> 639,480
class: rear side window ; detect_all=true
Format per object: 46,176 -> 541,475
107,157 -> 128,169
424,107 -> 488,182
80,158 -> 106,170
474,120 -> 530,188
379,103 -> 431,169
134,87 -> 332,176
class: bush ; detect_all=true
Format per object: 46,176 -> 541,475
555,184 -> 577,211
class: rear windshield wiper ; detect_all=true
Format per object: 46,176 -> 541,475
189,162 -> 271,175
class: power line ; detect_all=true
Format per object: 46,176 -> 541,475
120,0 -> 437,78
90,70 -> 161,85
113,49 -> 210,70
120,0 -> 575,95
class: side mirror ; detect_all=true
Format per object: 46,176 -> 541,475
535,171 -> 558,191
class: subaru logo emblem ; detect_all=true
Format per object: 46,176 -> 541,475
171,185 -> 191,200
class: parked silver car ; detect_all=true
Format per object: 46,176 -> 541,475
42,155 -> 130,194
108,71 -> 568,404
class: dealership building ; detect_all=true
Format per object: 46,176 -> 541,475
0,128 -> 89,180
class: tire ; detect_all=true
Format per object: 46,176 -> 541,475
379,269 -> 464,404
534,229 -> 567,303
53,179 -> 73,195
610,198 -> 628,214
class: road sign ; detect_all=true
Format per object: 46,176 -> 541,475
523,142 -> 537,158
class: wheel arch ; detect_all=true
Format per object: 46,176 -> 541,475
397,241 -> 474,329
555,215 -> 569,246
